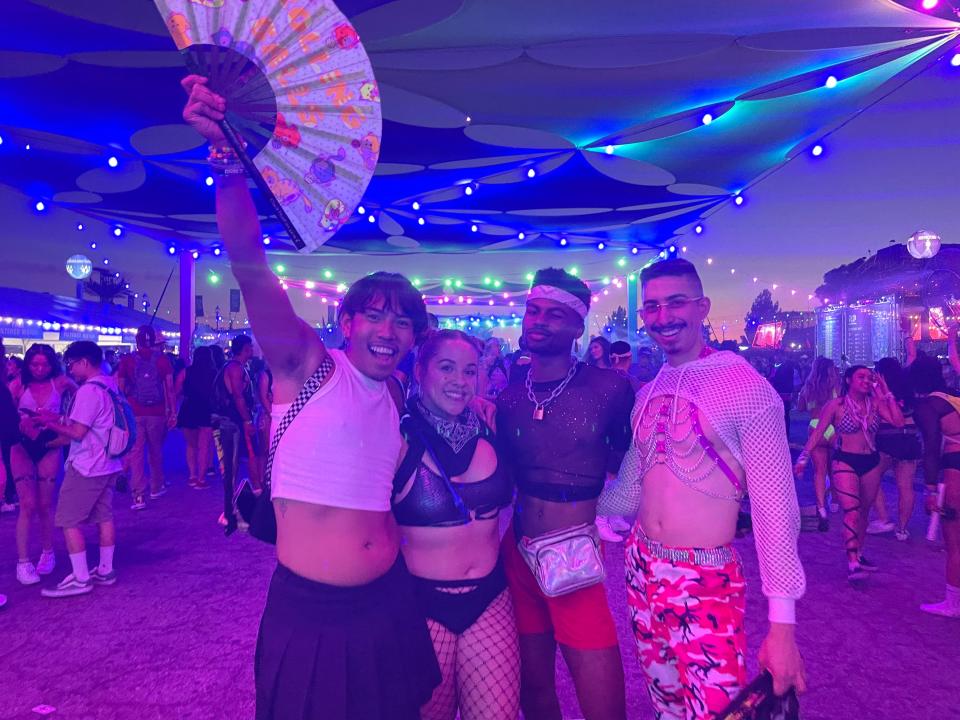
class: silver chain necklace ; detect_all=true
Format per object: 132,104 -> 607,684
525,358 -> 579,421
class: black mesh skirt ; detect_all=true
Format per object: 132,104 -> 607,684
254,557 -> 441,720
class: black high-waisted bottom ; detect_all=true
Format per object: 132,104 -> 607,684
833,450 -> 881,476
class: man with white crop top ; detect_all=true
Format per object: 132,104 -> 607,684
182,76 -> 440,720
599,259 -> 806,719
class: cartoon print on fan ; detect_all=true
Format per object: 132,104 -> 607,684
262,167 -> 313,214
333,24 -> 359,49
320,199 -> 347,232
359,81 -> 380,103
351,132 -> 380,171
271,114 -> 302,150
305,148 -> 345,185
168,13 -> 191,48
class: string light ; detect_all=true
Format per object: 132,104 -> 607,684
471,224 -> 479,233
89,242 -> 97,250
167,246 -> 176,255
191,250 -> 199,260
951,54 -> 960,68
518,232 -> 526,240
34,201 -> 46,212
76,223 -> 84,231
357,206 -> 366,214
701,113 -> 713,125
695,224 -> 704,234
631,247 -> 639,255
107,156 -> 118,168
605,145 -> 615,154
811,144 -> 824,157
734,195 -> 744,206
113,226 -> 123,237
275,264 -> 286,274
262,236 -> 271,245
213,246 -> 222,256
368,215 -> 376,223
560,238 -> 568,246
825,75 -> 838,89
417,217 -> 425,226
412,201 -> 421,211
208,273 -> 220,285
526,168 -> 536,178
205,176 -> 214,187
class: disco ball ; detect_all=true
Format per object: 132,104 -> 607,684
65,254 -> 93,280
907,230 -> 941,259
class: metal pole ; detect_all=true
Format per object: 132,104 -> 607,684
179,250 -> 195,362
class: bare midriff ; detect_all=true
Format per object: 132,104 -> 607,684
275,499 -> 400,586
400,518 -> 500,581
515,495 -> 598,537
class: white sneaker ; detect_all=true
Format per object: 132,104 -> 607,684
36,550 -> 56,576
149,486 -> 168,500
920,600 -> 960,618
130,494 -> 147,511
16,561 -> 41,586
866,520 -> 895,535
595,516 -> 624,543
895,528 -> 910,542
41,573 -> 93,598
607,515 -> 632,533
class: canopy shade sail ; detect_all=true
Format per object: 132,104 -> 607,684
1,0 -> 957,268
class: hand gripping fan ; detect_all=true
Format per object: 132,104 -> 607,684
154,0 -> 382,252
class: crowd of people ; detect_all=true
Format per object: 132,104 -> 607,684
1,75 -> 955,720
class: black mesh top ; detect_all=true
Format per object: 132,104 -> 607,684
496,362 -> 635,502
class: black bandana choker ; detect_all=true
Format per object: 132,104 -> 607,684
415,398 -> 482,454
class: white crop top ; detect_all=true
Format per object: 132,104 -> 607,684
269,349 -> 400,511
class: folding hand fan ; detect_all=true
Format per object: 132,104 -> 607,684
153,0 -> 382,252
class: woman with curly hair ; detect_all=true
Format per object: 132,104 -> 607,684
797,357 -> 840,530
8,344 -> 75,585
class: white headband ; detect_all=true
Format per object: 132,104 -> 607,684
527,285 -> 589,320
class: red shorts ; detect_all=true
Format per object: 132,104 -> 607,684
500,522 -> 618,650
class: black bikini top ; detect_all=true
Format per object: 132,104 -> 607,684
392,403 -> 513,528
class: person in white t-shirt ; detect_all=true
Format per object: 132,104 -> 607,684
36,341 -> 123,598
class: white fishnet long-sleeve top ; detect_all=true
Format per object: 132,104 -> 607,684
600,351 -> 806,623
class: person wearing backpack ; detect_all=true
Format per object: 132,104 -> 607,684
35,342 -> 124,598
117,325 -> 175,510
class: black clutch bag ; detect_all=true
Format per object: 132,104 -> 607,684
716,672 -> 800,720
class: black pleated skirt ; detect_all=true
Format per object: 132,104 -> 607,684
254,557 -> 441,720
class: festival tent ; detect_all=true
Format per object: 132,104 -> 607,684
1,0 -> 958,333
0,285 -> 179,354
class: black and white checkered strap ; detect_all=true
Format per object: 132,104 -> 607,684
263,355 -> 336,489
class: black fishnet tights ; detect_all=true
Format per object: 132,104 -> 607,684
420,589 -> 520,720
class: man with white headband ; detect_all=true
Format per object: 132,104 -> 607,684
497,267 -> 635,720
600,258 -> 806,719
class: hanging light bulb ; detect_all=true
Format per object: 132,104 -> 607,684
526,168 -> 536,178
825,75 -> 838,89
107,156 -> 119,168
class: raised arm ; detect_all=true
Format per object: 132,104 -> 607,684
872,374 -> 904,427
181,76 -> 325,381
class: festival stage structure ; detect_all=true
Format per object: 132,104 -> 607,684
814,243 -> 960,367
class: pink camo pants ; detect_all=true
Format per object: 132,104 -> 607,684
625,530 -> 747,720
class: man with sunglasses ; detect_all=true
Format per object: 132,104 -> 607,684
600,258 -> 806,719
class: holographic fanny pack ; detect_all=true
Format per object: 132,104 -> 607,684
518,522 -> 606,597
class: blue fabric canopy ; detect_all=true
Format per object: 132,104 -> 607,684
1,0 -> 957,260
